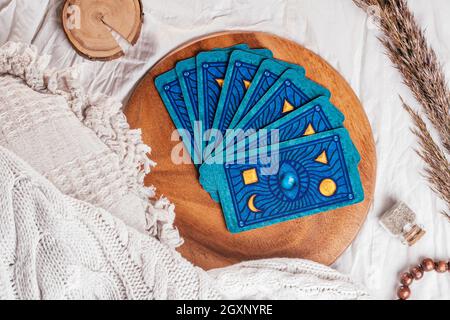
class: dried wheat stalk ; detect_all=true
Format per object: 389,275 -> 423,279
354,0 -> 450,217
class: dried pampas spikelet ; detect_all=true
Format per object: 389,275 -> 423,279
354,0 -> 450,153
402,100 -> 450,218
354,0 -> 450,217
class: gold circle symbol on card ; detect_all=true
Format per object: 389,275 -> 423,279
124,31 -> 377,270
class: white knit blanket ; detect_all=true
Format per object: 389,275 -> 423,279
0,146 -> 219,299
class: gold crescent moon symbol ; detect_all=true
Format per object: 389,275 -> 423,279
247,194 -> 261,213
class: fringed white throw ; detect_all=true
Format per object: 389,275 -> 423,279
0,42 -> 370,300
0,42 -> 182,248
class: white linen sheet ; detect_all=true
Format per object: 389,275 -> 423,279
0,0 -> 449,299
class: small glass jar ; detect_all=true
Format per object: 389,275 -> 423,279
379,202 -> 425,246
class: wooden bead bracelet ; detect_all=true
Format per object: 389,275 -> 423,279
397,258 -> 449,300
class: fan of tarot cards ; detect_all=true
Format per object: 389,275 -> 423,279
155,44 -> 364,233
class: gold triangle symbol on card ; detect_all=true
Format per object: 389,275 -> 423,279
315,151 -> 328,164
282,100 -> 295,113
243,80 -> 251,89
215,79 -> 224,87
303,123 -> 316,136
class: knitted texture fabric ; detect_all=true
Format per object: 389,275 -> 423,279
0,146 -> 219,300
209,259 -> 371,300
0,42 -> 182,248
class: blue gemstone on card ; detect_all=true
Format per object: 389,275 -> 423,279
280,172 -> 297,190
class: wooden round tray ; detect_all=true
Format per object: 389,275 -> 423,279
125,31 -> 376,270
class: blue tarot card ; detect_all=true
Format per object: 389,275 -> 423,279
228,59 -> 306,129
200,96 -> 350,197
196,48 -> 273,143
234,69 -> 330,132
203,68 -> 330,163
175,44 -> 250,132
200,128 -> 364,233
212,50 -> 269,135
155,69 -> 200,164
176,57 -> 199,124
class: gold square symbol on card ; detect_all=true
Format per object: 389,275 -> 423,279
242,168 -> 259,185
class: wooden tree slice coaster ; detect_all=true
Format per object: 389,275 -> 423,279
125,32 -> 377,270
62,0 -> 143,61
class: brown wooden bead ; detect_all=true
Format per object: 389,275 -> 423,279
409,266 -> 424,280
435,261 -> 448,273
397,286 -> 411,300
421,258 -> 435,272
400,272 -> 414,286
